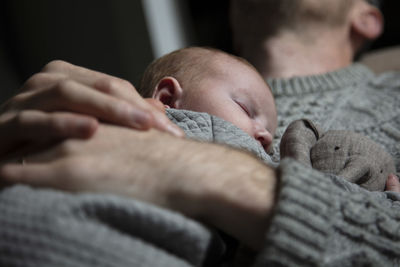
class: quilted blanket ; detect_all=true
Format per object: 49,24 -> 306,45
167,109 -> 273,165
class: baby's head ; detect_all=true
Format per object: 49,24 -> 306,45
140,47 -> 277,151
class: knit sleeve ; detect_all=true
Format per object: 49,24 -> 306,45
254,158 -> 400,267
0,186 -> 214,267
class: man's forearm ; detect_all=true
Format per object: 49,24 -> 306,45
1,125 -> 277,250
140,130 -> 278,250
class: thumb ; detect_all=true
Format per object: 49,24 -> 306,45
385,174 -> 400,192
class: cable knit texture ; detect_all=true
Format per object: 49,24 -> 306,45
255,159 -> 400,267
254,64 -> 400,266
0,186 -> 213,267
268,64 -> 400,178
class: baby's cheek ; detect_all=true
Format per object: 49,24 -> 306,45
237,119 -> 257,137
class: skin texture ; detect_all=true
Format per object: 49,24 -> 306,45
152,50 -> 277,151
230,0 -> 383,78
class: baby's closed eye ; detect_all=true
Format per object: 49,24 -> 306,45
235,101 -> 252,117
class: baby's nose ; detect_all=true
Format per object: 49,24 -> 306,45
255,129 -> 273,152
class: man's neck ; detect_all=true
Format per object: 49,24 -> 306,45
242,30 -> 354,79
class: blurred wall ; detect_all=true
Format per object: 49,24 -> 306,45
0,0 -> 399,103
0,0 -> 154,102
142,0 -> 193,58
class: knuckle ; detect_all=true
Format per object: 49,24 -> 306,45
99,77 -> 134,95
13,111 -> 32,126
23,73 -> 50,90
55,160 -> 83,187
11,111 -> 34,137
61,157 -> 92,178
102,78 -> 119,93
52,79 -> 75,98
56,139 -> 79,156
42,60 -> 70,73
119,79 -> 134,90
47,115 -> 67,135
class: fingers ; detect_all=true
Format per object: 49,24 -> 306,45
41,60 -> 138,104
143,98 -> 185,136
20,80 -> 153,130
20,70 -> 136,109
0,158 -> 86,191
94,83 -> 184,136
385,174 -> 400,193
0,110 -> 98,155
22,60 -> 184,137
20,72 -> 67,93
0,162 -> 55,188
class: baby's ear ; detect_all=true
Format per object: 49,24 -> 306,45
152,77 -> 183,109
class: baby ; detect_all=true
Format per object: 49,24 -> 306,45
140,47 -> 277,152
139,47 -> 396,191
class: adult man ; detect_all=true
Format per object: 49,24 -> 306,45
231,0 -> 400,166
0,0 -> 399,266
231,0 -> 383,78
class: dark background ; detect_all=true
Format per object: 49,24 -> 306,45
1,0 -> 399,102
187,0 -> 400,53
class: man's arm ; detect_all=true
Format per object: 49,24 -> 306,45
2,125 -> 400,265
0,124 -> 277,250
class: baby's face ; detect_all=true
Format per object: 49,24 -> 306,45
179,57 -> 277,152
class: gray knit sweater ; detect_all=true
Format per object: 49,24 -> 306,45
0,64 -> 399,266
257,64 -> 400,266
269,64 -> 400,177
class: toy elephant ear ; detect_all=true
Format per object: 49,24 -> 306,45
280,119 -> 324,166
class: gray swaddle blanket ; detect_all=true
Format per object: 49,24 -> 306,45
166,109 -> 273,164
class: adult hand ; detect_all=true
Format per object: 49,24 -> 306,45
0,60 -> 183,157
385,174 -> 400,193
0,124 -> 277,250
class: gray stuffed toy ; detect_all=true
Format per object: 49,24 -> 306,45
280,119 -> 396,191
